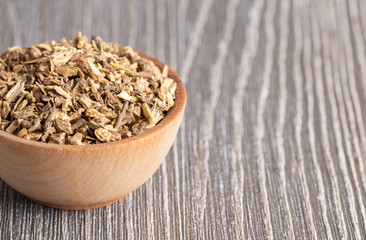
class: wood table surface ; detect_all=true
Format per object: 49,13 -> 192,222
1,0 -> 366,239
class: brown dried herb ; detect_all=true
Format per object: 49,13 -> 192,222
0,32 -> 176,145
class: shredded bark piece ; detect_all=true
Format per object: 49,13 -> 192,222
0,32 -> 176,144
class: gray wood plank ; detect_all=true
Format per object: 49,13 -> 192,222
0,0 -> 366,239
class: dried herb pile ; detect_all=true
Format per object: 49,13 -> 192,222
0,33 -> 176,144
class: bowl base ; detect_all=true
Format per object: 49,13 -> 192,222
26,195 -> 128,210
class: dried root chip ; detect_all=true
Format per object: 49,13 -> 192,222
94,128 -> 120,143
85,109 -> 110,124
29,132 -> 43,141
54,86 -> 72,99
56,66 -> 78,77
17,128 -> 28,138
35,43 -> 53,52
67,132 -> 84,145
49,132 -> 66,144
4,80 -> 25,102
54,118 -> 73,135
117,90 -> 139,103
6,120 -> 19,134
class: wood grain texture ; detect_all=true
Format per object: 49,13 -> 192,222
1,0 -> 366,239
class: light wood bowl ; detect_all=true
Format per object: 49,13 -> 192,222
0,52 -> 186,210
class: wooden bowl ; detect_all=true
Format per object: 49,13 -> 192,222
0,52 -> 186,210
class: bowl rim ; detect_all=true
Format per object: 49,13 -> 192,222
0,51 -> 186,151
